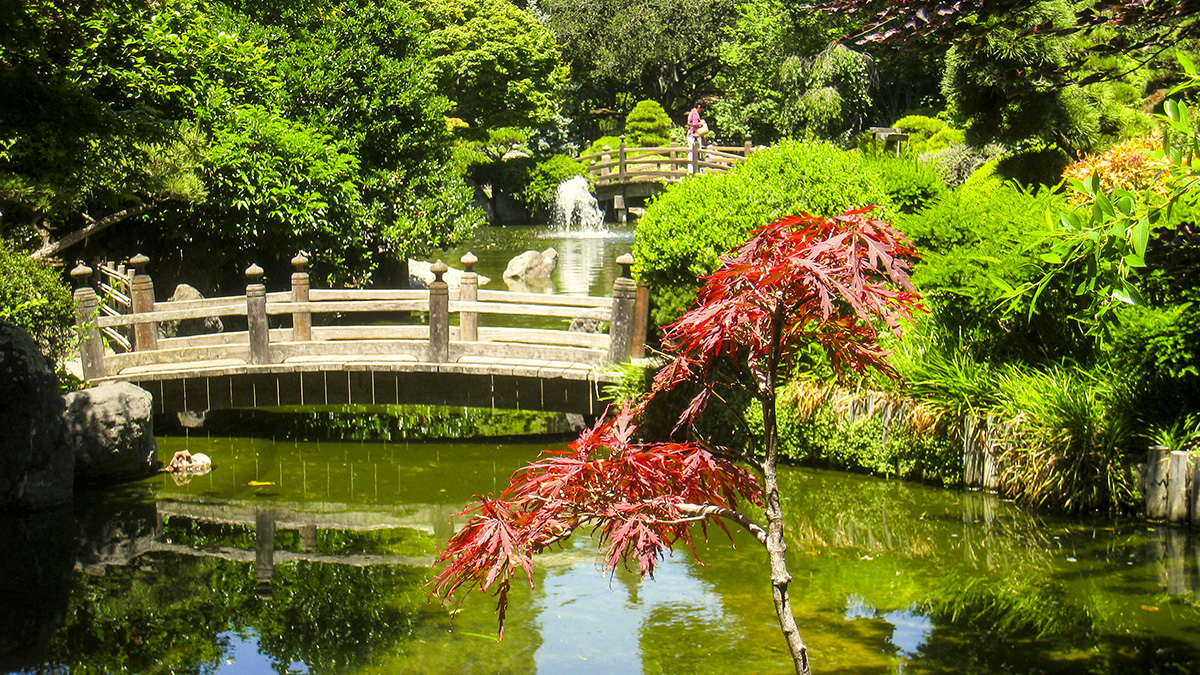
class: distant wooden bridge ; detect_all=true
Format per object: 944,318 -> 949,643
578,134 -> 757,222
71,252 -> 649,417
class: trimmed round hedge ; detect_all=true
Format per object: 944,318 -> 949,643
633,140 -> 897,323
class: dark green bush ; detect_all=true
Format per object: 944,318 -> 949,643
634,140 -> 895,323
0,240 -> 76,366
898,181 -> 1080,363
993,145 -> 1072,188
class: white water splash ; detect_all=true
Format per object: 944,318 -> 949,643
551,176 -> 605,232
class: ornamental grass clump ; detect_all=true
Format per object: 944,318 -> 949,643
992,365 -> 1136,512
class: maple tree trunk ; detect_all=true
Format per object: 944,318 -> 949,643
761,387 -> 812,675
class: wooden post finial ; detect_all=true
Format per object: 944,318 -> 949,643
129,253 -> 149,273
431,260 -> 448,284
246,263 -> 265,282
291,253 -> 309,271
460,252 -> 477,272
70,263 -> 93,288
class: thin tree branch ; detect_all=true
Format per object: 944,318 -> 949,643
676,503 -> 768,547
31,201 -> 157,260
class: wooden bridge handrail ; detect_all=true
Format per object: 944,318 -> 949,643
72,250 -> 647,383
449,300 -> 610,321
97,303 -> 248,328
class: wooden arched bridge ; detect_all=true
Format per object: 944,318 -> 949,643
578,134 -> 757,222
71,252 -> 649,417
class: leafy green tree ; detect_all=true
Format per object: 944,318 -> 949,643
0,0 -> 243,254
542,0 -> 738,116
416,0 -> 567,130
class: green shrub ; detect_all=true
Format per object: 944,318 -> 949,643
522,154 -> 588,211
893,114 -> 966,155
634,140 -> 895,322
624,100 -> 673,147
925,143 -> 1006,188
1101,297 -> 1200,427
993,364 -> 1137,512
752,396 -> 961,485
0,240 -> 76,366
580,135 -> 623,161
898,181 -> 1079,363
863,154 -> 947,215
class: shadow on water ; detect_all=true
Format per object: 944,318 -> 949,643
5,433 -> 1200,674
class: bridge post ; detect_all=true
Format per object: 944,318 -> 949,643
744,134 -> 754,156
71,263 -> 106,380
246,263 -> 271,365
129,253 -> 158,351
290,253 -> 311,342
429,260 -> 450,362
632,283 -> 650,359
459,253 -> 478,342
608,253 -> 637,363
618,135 -> 627,181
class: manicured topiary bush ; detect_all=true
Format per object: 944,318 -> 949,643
624,99 -> 673,147
634,140 -> 896,324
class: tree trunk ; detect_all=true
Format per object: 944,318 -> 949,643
761,387 -> 812,675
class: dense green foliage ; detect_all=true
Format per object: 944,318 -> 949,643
0,239 -> 75,364
635,142 -> 895,324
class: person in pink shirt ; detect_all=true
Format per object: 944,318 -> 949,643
686,100 -> 706,173
686,100 -> 705,146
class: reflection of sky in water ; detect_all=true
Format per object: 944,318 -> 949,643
843,595 -> 932,660
533,538 -> 726,674
216,632 -> 309,675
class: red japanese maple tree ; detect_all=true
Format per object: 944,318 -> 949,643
431,208 -> 922,675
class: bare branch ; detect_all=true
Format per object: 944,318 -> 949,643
677,503 -> 768,547
31,202 -> 157,260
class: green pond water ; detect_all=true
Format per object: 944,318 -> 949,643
4,429 -> 1200,675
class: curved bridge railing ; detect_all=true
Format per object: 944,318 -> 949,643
69,252 -> 649,414
578,134 -> 757,187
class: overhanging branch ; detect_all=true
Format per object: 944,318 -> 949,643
31,201 -> 157,260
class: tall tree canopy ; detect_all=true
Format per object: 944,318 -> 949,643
541,0 -> 738,116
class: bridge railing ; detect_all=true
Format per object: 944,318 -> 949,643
578,134 -> 756,185
70,252 -> 646,381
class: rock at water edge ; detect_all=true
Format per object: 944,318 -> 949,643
63,382 -> 159,485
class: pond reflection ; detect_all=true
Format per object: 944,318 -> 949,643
3,435 -> 1200,674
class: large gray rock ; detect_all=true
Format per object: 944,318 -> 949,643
63,382 -> 159,484
503,248 -> 559,280
159,283 -> 224,338
0,322 -> 72,509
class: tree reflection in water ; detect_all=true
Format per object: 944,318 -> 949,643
4,444 -> 1200,674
